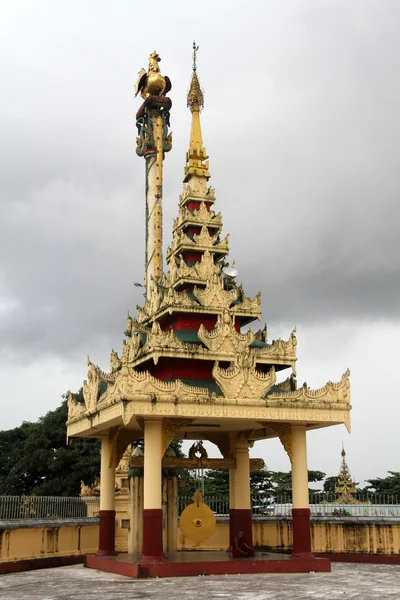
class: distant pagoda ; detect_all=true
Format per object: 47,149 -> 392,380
334,446 -> 358,504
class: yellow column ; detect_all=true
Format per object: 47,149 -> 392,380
291,425 -> 309,508
228,433 -> 237,510
143,419 -> 163,509
98,433 -> 117,555
100,435 -> 116,511
233,435 -> 251,509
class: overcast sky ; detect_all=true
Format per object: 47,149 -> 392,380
1,0 -> 399,486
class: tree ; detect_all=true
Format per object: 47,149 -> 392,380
323,476 -> 339,494
0,398 -> 100,496
364,472 -> 400,496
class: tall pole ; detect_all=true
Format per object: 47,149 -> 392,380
136,97 -> 172,294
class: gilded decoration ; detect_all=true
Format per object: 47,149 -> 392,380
159,286 -> 199,313
134,51 -> 172,100
115,444 -> 132,474
193,273 -> 238,309
236,286 -> 262,314
173,202 -> 222,233
67,391 -> 85,421
161,418 -> 194,455
266,368 -> 351,408
122,313 -> 143,361
110,349 -> 122,373
179,184 -> 215,207
167,250 -> 221,288
198,309 -> 255,354
266,423 -> 293,463
82,357 -> 100,410
166,226 -> 229,262
213,351 -> 276,399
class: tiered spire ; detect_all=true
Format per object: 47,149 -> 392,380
334,445 -> 357,504
184,43 -> 210,183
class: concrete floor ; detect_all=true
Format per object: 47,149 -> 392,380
1,563 -> 400,599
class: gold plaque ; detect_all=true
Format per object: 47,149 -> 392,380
179,490 -> 216,545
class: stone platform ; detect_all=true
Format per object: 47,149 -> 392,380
85,550 -> 330,578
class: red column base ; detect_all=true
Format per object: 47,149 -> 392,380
292,508 -> 313,558
141,508 -> 165,562
97,510 -> 117,556
228,509 -> 254,556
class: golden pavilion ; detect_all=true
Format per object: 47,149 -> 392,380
66,46 -> 351,577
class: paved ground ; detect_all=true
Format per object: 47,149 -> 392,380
1,563 -> 400,599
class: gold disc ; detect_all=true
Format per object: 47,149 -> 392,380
180,491 -> 216,545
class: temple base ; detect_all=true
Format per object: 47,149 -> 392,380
85,551 -> 330,578
97,510 -> 117,556
141,508 -> 164,562
292,508 -> 313,558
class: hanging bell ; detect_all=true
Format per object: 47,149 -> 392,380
179,490 -> 216,545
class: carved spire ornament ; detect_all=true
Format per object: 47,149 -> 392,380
184,44 -> 210,183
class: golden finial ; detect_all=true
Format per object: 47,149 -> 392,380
187,41 -> 204,109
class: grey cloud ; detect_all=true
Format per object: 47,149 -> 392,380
1,0 -> 399,364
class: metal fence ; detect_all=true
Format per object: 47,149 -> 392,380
0,495 -> 100,520
2,493 -> 399,521
179,493 -> 400,518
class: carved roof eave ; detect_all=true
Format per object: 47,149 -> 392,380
67,379 -> 351,439
68,359 -> 350,438
139,304 -> 261,328
173,207 -> 223,233
169,274 -> 209,289
179,184 -> 216,206
266,369 -> 351,407
129,346 -> 297,370
174,218 -> 222,235
166,242 -> 229,262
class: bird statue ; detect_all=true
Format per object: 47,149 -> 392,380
134,51 -> 172,100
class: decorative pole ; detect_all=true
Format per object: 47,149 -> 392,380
134,52 -> 172,293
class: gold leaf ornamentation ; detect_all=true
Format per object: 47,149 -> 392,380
67,391 -> 86,420
82,357 -> 101,410
162,418 -> 194,455
267,423 -> 293,463
213,351 -> 276,399
193,273 -> 238,309
266,369 -> 351,407
198,309 -> 254,354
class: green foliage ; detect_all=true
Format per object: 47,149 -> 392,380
332,508 -> 352,517
202,469 -> 229,495
195,468 -> 326,500
364,472 -> 400,495
323,476 -> 339,494
0,398 -> 100,496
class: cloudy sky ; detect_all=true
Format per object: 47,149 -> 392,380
1,0 -> 399,486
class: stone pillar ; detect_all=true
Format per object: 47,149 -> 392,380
229,435 -> 253,550
291,424 -> 313,558
167,476 -> 178,553
98,434 -> 117,555
145,111 -> 163,292
142,419 -> 164,561
128,475 -> 143,555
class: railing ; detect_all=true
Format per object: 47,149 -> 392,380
2,493 -> 399,521
179,493 -> 400,518
0,495 -> 100,520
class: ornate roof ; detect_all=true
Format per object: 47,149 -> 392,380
66,48 -> 351,453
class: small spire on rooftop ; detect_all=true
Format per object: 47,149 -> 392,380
187,42 -> 204,109
184,42 -> 210,183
